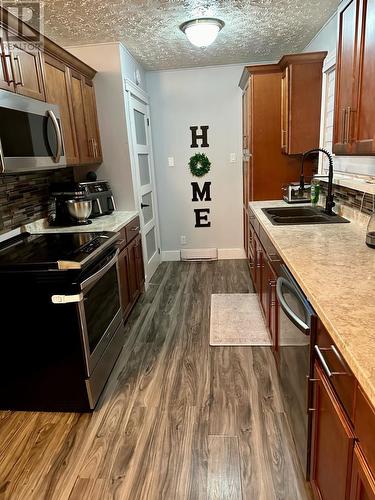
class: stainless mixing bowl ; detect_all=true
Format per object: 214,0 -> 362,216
66,199 -> 92,224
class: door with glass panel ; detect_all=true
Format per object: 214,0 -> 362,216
126,83 -> 161,284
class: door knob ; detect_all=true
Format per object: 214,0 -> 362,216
141,203 -> 150,209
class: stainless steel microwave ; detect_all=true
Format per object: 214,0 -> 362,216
0,90 -> 66,174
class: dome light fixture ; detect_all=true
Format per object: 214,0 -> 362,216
180,18 -> 225,48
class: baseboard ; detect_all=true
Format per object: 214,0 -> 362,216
218,248 -> 246,260
161,248 -> 246,261
161,250 -> 181,261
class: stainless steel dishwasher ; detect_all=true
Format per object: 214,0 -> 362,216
276,264 -> 317,479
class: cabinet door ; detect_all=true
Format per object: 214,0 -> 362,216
134,234 -> 145,293
352,0 -> 375,154
82,78 -> 102,163
0,35 -> 13,91
118,246 -> 132,320
281,68 -> 289,153
44,55 -> 79,165
10,41 -> 45,101
333,0 -> 359,154
350,445 -> 375,500
70,70 -> 91,164
254,235 -> 263,295
310,362 -> 355,500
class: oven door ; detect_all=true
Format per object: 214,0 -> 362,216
276,266 -> 315,478
0,90 -> 66,173
77,248 -> 122,375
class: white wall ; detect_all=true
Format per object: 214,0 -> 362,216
146,64 -> 243,258
66,43 -> 147,210
304,13 -> 338,57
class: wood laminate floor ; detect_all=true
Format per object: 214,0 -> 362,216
0,260 -> 311,500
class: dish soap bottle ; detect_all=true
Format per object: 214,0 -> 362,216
311,178 -> 320,206
366,214 -> 375,248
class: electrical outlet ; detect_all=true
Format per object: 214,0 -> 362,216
180,235 -> 187,245
168,157 -> 175,167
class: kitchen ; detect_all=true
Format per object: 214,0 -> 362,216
0,1 -> 374,499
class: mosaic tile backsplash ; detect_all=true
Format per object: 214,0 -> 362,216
320,181 -> 375,216
0,168 -> 74,235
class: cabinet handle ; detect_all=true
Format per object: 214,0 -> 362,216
13,55 -> 24,86
281,130 -> 287,149
314,345 -> 347,378
130,226 -> 140,232
345,106 -> 352,143
3,53 -> 14,83
341,108 -> 347,144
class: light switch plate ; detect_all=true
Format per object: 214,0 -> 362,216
230,153 -> 236,163
168,157 -> 175,167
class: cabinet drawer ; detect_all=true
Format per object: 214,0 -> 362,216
315,320 -> 357,422
125,217 -> 140,244
354,386 -> 375,473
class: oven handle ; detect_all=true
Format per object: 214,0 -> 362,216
276,277 -> 310,334
47,110 -> 63,163
80,249 -> 119,291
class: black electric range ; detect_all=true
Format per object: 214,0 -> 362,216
0,231 -> 119,271
0,230 -> 124,413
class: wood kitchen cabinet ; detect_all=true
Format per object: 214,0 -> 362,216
0,6 -> 103,167
9,40 -> 45,101
248,208 -> 279,353
350,445 -> 375,500
279,52 -> 327,154
310,362 -> 355,500
82,77 -> 102,163
334,0 -> 375,155
70,70 -> 102,165
117,218 -> 145,321
44,55 -> 79,165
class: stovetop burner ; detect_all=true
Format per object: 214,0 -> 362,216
0,231 -> 118,271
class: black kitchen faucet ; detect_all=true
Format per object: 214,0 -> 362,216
299,147 -> 335,216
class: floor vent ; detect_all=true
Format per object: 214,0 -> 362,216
180,248 -> 218,261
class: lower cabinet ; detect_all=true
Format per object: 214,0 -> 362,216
117,221 -> 144,321
248,213 -> 279,353
310,362 -> 355,500
350,445 -> 375,500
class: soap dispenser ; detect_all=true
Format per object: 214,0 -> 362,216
366,214 -> 375,248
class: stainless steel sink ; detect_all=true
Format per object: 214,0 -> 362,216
262,206 -> 350,226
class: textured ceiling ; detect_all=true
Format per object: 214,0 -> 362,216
36,0 -> 339,70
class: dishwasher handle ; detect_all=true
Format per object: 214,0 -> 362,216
276,277 -> 310,334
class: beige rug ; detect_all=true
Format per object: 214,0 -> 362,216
210,293 -> 272,346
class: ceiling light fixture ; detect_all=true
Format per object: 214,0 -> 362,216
180,18 -> 225,48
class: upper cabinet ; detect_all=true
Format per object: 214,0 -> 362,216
279,52 -> 327,155
0,24 -> 45,100
9,39 -> 45,101
334,0 -> 375,155
0,6 -> 102,167
44,55 -> 79,165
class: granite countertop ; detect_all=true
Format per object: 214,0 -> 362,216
24,211 -> 139,234
250,200 -> 375,408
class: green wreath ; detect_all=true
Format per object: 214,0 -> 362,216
189,153 -> 211,177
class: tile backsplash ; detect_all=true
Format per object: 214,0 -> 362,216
0,168 -> 74,235
320,180 -> 375,216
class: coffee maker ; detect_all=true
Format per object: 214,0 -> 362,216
50,181 -> 116,227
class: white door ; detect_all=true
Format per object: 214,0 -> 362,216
125,80 -> 161,285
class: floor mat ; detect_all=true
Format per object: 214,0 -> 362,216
210,293 -> 271,346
